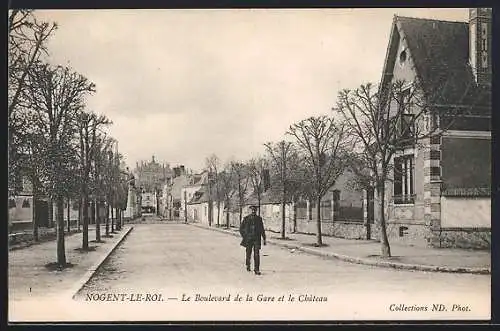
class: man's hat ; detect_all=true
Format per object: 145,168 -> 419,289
249,205 -> 258,210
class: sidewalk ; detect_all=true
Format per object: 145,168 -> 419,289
8,224 -> 133,302
191,223 -> 491,275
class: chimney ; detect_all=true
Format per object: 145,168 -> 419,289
469,8 -> 492,86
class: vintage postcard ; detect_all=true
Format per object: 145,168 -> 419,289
8,8 -> 491,323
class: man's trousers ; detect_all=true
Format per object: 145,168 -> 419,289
245,243 -> 260,271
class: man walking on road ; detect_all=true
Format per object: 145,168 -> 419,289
239,205 -> 266,275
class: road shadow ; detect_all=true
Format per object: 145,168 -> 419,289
44,262 -> 75,271
74,246 -> 97,253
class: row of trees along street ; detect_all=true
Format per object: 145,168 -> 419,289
8,10 -> 129,269
205,77 -> 475,257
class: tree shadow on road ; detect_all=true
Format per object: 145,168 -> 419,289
272,236 -> 296,241
74,246 -> 97,253
44,262 -> 75,271
366,254 -> 403,261
303,242 -> 330,248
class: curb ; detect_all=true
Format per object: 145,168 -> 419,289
66,226 -> 134,300
190,223 -> 490,275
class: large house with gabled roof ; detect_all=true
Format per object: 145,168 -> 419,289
370,9 -> 491,249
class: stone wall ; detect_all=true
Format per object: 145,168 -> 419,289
295,218 -> 319,235
327,221 -> 368,240
294,218 -> 367,240
433,228 -> 491,249
371,222 -> 429,247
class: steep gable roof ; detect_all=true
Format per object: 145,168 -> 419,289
381,16 -> 490,113
187,185 -> 216,204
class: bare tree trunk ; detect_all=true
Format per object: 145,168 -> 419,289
105,203 -> 110,236
90,199 -> 95,225
95,199 -> 101,242
308,198 -> 313,221
281,190 -> 286,239
77,197 -> 81,232
56,195 -> 66,267
111,204 -> 115,233
66,197 -> 71,233
239,205 -> 242,226
316,195 -> 323,246
115,207 -> 121,231
292,199 -> 297,233
82,194 -> 89,250
118,209 -> 122,229
48,197 -> 53,228
32,184 -> 39,242
226,200 -> 230,229
216,201 -> 220,227
379,183 -> 391,257
207,178 -> 212,226
257,194 -> 261,217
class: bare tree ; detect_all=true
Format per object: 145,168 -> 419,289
246,156 -> 269,217
264,141 -> 297,239
231,161 -> 249,225
205,154 -> 221,226
8,10 -> 57,115
287,116 -> 349,246
76,111 -> 112,250
219,164 -> 236,229
334,80 -> 470,257
286,156 -> 314,233
92,134 -> 114,242
8,10 -> 57,196
25,63 -> 95,267
109,149 -> 123,232
22,130 -> 48,242
102,140 -> 117,237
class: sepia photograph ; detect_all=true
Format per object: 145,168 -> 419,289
7,7 -> 491,323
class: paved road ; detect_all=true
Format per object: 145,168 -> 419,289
75,222 -> 490,321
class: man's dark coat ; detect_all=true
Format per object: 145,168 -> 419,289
239,213 -> 266,249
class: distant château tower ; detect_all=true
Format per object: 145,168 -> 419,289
133,155 -> 173,193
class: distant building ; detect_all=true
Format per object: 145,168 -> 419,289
133,155 -> 173,214
124,172 -> 142,219
133,155 -> 173,193
162,165 -> 188,219
141,191 -> 157,214
183,171 -> 209,221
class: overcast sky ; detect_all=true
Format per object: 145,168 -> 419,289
36,8 -> 468,172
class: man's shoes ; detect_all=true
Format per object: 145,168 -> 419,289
254,270 -> 261,275
246,266 -> 251,271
